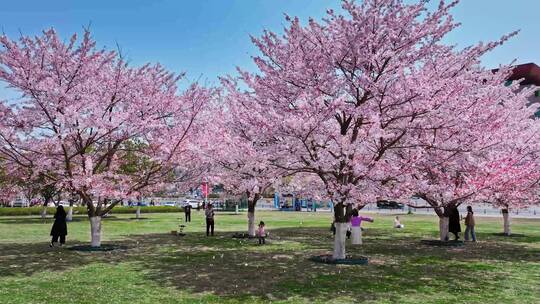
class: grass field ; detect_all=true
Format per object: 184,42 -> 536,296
0,210 -> 538,303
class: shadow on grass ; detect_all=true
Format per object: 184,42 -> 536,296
484,232 -> 540,244
0,216 -> 156,225
0,217 -> 86,224
0,226 -> 538,302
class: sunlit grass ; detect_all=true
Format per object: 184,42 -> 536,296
0,211 -> 538,303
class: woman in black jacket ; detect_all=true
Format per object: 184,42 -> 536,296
447,205 -> 461,241
50,205 -> 68,247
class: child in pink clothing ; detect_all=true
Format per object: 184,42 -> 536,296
350,214 -> 373,227
350,209 -> 373,245
257,221 -> 267,244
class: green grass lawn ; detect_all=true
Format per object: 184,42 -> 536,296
0,210 -> 538,303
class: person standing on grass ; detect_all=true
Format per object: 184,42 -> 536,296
447,205 -> 461,241
464,206 -> 476,242
257,221 -> 267,244
350,209 -> 373,245
205,203 -> 215,236
49,205 -> 67,247
184,203 -> 192,222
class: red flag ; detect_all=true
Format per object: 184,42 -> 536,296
201,182 -> 210,196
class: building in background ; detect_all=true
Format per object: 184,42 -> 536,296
501,62 -> 540,117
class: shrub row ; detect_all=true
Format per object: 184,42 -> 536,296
0,205 -> 182,216
0,207 -> 81,216
112,206 -> 182,214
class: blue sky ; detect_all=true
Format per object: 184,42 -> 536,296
0,0 -> 539,93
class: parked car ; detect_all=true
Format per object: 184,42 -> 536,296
12,197 -> 29,207
163,202 -> 177,207
58,201 -> 71,207
376,200 -> 404,209
209,200 -> 224,210
179,200 -> 201,208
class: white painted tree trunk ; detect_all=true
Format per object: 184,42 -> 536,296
136,206 -> 141,219
439,217 -> 449,241
235,204 -> 239,215
333,222 -> 347,259
66,206 -> 73,222
248,211 -> 256,237
40,206 -> 47,219
503,212 -> 511,236
90,216 -> 102,247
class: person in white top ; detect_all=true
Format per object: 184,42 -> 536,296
394,216 -> 404,229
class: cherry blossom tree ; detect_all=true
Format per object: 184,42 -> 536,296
406,68 -> 539,240
225,0 -> 536,257
0,29 -> 213,246
0,147 -> 62,216
0,185 -> 17,207
477,126 -> 540,236
202,92 -> 286,236
0,161 -> 18,207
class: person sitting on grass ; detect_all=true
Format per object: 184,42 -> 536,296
257,221 -> 267,244
394,216 -> 404,228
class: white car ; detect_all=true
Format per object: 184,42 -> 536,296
179,200 -> 201,208
58,201 -> 72,207
12,197 -> 29,207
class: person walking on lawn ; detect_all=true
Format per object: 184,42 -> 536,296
50,205 -> 68,247
464,206 -> 476,242
205,203 -> 215,236
184,204 -> 192,222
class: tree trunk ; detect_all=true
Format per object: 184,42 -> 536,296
40,198 -> 50,219
235,204 -> 239,215
247,198 -> 257,237
418,195 -> 448,241
247,210 -> 256,237
439,216 -> 449,241
90,216 -> 102,247
503,211 -> 511,236
136,206 -> 141,219
247,194 -> 260,237
333,222 -> 347,259
67,206 -> 73,222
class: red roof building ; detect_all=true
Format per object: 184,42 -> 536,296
499,63 -> 540,117
505,62 -> 540,86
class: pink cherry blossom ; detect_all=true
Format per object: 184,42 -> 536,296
0,29 -> 214,220
221,0 -> 539,249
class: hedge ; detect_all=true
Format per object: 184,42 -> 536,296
112,206 -> 182,214
0,205 -> 182,216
